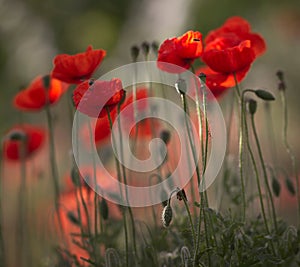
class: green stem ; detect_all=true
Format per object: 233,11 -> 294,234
280,90 -> 300,228
45,104 -> 64,237
241,98 -> 276,255
234,72 -> 246,221
180,94 -> 210,267
250,114 -> 278,232
106,108 -> 129,267
87,120 -> 99,264
117,105 -> 137,259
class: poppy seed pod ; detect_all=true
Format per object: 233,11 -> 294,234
131,45 -> 140,62
141,41 -> 150,56
160,130 -> 171,145
175,78 -> 187,95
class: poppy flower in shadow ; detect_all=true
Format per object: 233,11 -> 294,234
13,76 -> 69,111
73,78 -> 125,118
3,124 -> 45,161
202,16 -> 266,74
51,45 -> 106,84
157,31 -> 203,73
196,65 -> 250,98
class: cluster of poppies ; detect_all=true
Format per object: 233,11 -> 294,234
3,16 -> 266,161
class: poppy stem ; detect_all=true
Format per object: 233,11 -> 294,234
45,103 -> 65,238
233,72 -> 246,221
106,107 -> 129,267
250,113 -> 278,233
87,120 -> 100,264
240,93 -> 276,255
116,104 -> 138,260
280,90 -> 300,229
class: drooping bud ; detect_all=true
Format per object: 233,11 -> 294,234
141,41 -> 150,57
285,177 -> 296,196
247,99 -> 257,115
162,204 -> 172,228
254,89 -> 275,101
151,41 -> 159,54
67,211 -> 80,226
271,177 -> 281,197
99,198 -> 109,220
130,45 -> 140,62
159,130 -> 171,145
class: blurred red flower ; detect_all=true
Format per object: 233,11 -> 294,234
157,31 -> 203,73
51,45 -> 106,84
13,76 -> 69,111
3,124 -> 45,161
196,65 -> 250,98
202,16 -> 266,74
73,79 -> 125,118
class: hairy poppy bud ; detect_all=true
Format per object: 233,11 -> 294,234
247,99 -> 257,115
131,45 -> 140,62
99,198 -> 109,220
160,130 -> 171,145
255,89 -> 275,101
151,41 -> 159,53
162,204 -> 172,228
141,41 -> 150,56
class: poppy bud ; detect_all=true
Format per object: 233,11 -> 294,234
141,41 -> 150,56
42,75 -> 51,89
285,178 -> 296,196
276,70 -> 284,81
67,211 -> 80,226
99,198 -> 109,220
131,45 -> 140,62
151,41 -> 159,54
254,89 -> 275,101
176,189 -> 187,201
271,177 -> 281,197
7,130 -> 27,141
70,165 -> 81,187
198,72 -> 206,85
175,78 -> 187,95
247,99 -> 257,115
162,204 -> 172,228
160,130 -> 171,145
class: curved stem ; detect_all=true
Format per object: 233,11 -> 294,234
250,115 -> 278,232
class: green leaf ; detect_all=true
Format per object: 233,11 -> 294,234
255,89 -> 275,101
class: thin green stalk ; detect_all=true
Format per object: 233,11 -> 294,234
241,99 -> 276,255
117,105 -> 137,258
45,103 -> 64,237
87,121 -> 100,264
280,90 -> 300,228
180,94 -> 210,267
106,108 -> 129,267
233,72 -> 246,221
250,114 -> 278,232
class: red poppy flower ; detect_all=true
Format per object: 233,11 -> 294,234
13,76 -> 69,111
157,31 -> 203,73
3,124 -> 45,161
51,45 -> 106,84
73,78 -> 125,118
202,16 -> 266,74
196,65 -> 250,98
